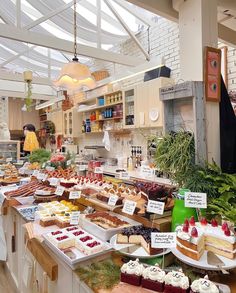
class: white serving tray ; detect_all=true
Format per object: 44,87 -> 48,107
86,196 -> 123,211
80,212 -> 141,241
43,230 -> 112,270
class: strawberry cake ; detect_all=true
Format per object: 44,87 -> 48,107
176,217 -> 236,260
49,232 -> 74,249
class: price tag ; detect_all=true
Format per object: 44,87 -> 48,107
79,165 -> 86,171
140,166 -> 155,178
94,167 -> 103,174
151,232 -> 176,248
50,178 -> 60,186
37,173 -> 44,180
147,200 -> 165,215
0,170 -> 5,176
6,158 -> 13,163
42,174 -> 48,182
32,170 -> 39,177
67,160 -> 71,166
119,172 -> 130,180
69,191 -> 81,199
70,211 -> 80,225
42,163 -> 46,168
122,200 -> 137,215
46,166 -> 55,172
55,186 -> 65,196
184,192 -> 207,209
17,160 -> 24,165
108,195 -> 119,206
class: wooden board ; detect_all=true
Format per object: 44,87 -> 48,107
27,237 -> 58,281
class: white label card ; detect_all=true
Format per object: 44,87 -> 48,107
37,173 -> 44,180
42,163 -> 46,168
147,200 -> 165,215
6,158 -> 13,162
108,195 -> 119,206
46,166 -> 55,172
32,170 -> 39,177
79,165 -> 86,171
70,211 -> 80,225
67,160 -> 71,166
122,200 -> 137,215
119,172 -> 130,180
94,167 -> 103,174
0,171 -> 5,176
55,186 -> 65,196
151,232 -> 176,248
140,166 -> 155,178
69,190 -> 81,199
17,160 -> 24,165
184,192 -> 207,209
50,178 -> 60,186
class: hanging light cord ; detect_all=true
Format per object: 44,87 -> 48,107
73,0 -> 78,61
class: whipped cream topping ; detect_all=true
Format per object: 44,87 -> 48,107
121,259 -> 143,276
191,276 -> 219,293
164,271 -> 189,289
142,265 -> 165,282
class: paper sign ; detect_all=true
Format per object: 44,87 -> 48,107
184,192 -> 207,209
6,158 -> 13,162
94,167 -> 103,174
50,178 -> 60,186
119,172 -> 130,180
147,200 -> 165,215
42,174 -> 48,182
70,211 -> 80,225
55,186 -> 65,196
108,195 -> 119,206
67,160 -> 71,166
79,165 -> 86,171
0,170 -> 5,176
151,232 -> 176,248
140,166 -> 155,178
37,173 -> 44,180
32,170 -> 39,177
42,163 -> 46,168
122,200 -> 137,215
69,191 -> 81,199
17,160 -> 24,165
46,166 -> 55,172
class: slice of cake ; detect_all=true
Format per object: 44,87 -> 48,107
141,264 -> 165,292
164,270 -> 190,293
120,259 -> 143,286
190,275 -> 219,293
38,211 -> 56,227
85,211 -> 128,229
55,212 -> 71,229
50,233 -> 75,249
83,240 -> 104,255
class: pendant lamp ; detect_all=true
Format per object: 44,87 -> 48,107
54,0 -> 96,91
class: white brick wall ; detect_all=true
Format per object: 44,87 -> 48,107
227,46 -> 236,91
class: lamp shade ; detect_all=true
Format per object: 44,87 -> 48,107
54,60 -> 96,91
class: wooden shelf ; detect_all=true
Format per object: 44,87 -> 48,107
91,116 -> 123,122
78,101 -> 123,113
82,129 -> 131,135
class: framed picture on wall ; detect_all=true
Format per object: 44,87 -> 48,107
204,46 -> 221,102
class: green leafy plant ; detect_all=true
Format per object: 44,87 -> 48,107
25,80 -> 33,111
155,131 -> 195,186
76,260 -> 120,290
29,148 -> 51,164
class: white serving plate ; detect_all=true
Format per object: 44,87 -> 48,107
43,229 -> 112,269
110,234 -> 171,259
171,247 -> 236,271
80,212 -> 141,241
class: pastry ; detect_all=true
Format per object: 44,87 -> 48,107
164,270 -> 190,293
120,259 -> 143,286
141,264 -> 165,292
190,275 -> 219,293
85,212 -> 129,229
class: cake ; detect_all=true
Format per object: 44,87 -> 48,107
190,275 -> 219,293
55,212 -> 71,228
117,226 -> 163,255
176,217 -> 236,260
120,259 -> 144,286
38,211 -> 55,227
141,264 -> 165,292
75,233 -> 104,255
85,211 -> 129,229
164,270 -> 190,293
49,233 -> 74,249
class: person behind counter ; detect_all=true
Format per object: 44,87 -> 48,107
23,124 -> 39,155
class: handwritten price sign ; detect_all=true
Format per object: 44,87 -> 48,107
122,200 -> 137,215
151,232 -> 176,248
147,200 -> 165,215
185,192 -> 207,209
70,211 -> 80,225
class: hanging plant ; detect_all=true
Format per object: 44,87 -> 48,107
25,80 -> 33,111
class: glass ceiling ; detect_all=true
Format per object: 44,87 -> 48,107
0,0 -> 155,80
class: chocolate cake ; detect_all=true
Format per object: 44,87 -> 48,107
141,264 -> 165,292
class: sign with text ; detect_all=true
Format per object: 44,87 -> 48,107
70,211 -> 80,225
185,192 -> 207,209
79,165 -> 86,171
32,170 -> 39,177
108,195 -> 119,206
6,158 -> 13,163
50,178 -> 60,186
37,173 -> 45,180
122,200 -> 137,215
17,160 -> 24,165
69,190 -> 81,200
66,160 -> 72,166
94,167 -> 103,174
46,166 -> 55,172
42,163 -> 46,169
55,186 -> 65,196
119,172 -> 130,180
147,200 -> 165,215
140,166 -> 155,178
151,232 -> 176,248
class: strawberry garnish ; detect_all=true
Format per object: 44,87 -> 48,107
191,227 -> 198,237
222,222 -> 228,231
200,217 -> 208,226
184,219 -> 189,227
182,224 -> 189,233
189,216 -> 195,226
211,219 -> 218,227
224,227 -> 231,236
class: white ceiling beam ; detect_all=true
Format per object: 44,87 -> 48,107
126,0 -> 178,22
23,0 -> 75,30
104,0 -> 150,61
218,23 -> 236,48
16,0 -> 21,28
0,45 -> 36,68
97,0 -> 101,49
112,0 -> 154,27
0,24 -> 144,66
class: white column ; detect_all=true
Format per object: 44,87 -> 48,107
178,0 -> 220,165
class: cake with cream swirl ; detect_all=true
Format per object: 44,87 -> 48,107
141,264 -> 165,292
120,259 -> 144,286
164,270 -> 190,293
190,275 -> 219,293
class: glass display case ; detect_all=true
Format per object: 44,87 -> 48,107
0,140 -> 20,161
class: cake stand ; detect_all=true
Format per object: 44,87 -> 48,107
110,235 -> 171,259
171,247 -> 236,271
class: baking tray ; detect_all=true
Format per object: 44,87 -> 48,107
80,212 -> 141,241
43,230 -> 113,270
